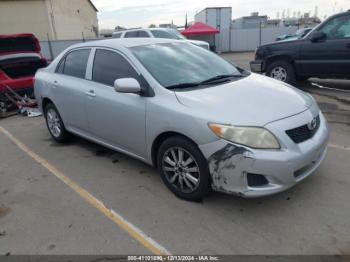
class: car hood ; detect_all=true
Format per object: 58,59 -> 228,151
187,39 -> 209,47
174,73 -> 313,126
279,36 -> 299,42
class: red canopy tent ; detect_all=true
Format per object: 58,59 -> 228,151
181,22 -> 219,36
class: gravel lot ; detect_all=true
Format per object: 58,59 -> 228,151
0,53 -> 349,256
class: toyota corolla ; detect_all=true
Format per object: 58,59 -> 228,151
34,38 -> 329,201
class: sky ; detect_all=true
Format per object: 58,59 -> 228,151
91,0 -> 350,29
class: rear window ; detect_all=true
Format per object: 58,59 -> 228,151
113,32 -> 122,38
125,31 -> 139,38
0,37 -> 38,54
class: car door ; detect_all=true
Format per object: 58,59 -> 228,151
298,13 -> 350,77
84,48 -> 147,157
52,48 -> 91,132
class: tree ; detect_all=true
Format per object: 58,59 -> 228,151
148,24 -> 157,28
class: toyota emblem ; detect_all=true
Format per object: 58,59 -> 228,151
308,117 -> 317,130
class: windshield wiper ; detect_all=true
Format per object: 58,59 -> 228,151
166,74 -> 242,90
200,74 -> 242,84
166,82 -> 201,90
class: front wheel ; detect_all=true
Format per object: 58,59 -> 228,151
266,61 -> 296,85
157,136 -> 211,201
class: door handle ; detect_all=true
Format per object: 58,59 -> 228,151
53,80 -> 59,88
86,90 -> 96,97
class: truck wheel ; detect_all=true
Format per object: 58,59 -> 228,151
157,136 -> 211,202
266,61 -> 296,85
44,103 -> 70,143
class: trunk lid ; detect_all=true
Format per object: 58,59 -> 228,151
0,34 -> 41,55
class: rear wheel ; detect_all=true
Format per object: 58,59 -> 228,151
157,136 -> 210,201
44,103 -> 70,143
266,61 -> 296,85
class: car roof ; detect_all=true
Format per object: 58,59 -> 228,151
113,28 -> 174,34
69,38 -> 183,50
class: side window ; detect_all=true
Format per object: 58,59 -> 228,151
92,49 -> 139,86
138,31 -> 150,37
113,32 -> 122,38
63,49 -> 90,78
319,14 -> 350,40
124,31 -> 139,38
56,57 -> 65,74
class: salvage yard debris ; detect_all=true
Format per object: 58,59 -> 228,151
0,84 -> 37,118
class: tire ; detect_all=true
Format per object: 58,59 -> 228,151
157,136 -> 211,201
44,103 -> 70,143
266,61 -> 296,85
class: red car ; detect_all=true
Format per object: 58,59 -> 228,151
0,33 -> 48,96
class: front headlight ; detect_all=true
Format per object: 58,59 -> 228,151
208,123 -> 280,149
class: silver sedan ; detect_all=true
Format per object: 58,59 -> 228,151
34,38 -> 329,201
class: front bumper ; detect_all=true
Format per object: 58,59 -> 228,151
250,60 -> 264,73
199,111 -> 329,197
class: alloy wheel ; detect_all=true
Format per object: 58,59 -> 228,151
46,108 -> 62,138
270,66 -> 288,82
162,147 -> 200,193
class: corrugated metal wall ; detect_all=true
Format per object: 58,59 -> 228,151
39,26 -> 300,59
40,39 -> 100,59
194,7 -> 300,53
229,26 -> 298,52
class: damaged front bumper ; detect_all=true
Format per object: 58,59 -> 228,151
199,111 -> 329,197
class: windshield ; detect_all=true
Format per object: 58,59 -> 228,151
131,42 -> 242,89
151,29 -> 186,40
168,29 -> 187,39
296,28 -> 311,38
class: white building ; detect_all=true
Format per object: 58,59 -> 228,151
232,12 -> 268,29
195,7 -> 232,52
0,0 -> 98,40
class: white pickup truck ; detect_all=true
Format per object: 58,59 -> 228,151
112,28 -> 210,50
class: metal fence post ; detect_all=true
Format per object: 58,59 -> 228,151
259,22 -> 262,46
47,33 -> 54,60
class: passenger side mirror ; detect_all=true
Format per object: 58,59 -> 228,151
310,31 -> 326,42
114,78 -> 141,94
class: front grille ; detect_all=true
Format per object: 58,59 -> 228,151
286,115 -> 320,144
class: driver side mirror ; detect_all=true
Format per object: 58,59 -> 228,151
310,31 -> 326,42
114,78 -> 141,94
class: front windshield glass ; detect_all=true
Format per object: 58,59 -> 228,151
131,42 -> 242,88
151,29 -> 186,40
296,28 -> 310,38
168,29 -> 186,39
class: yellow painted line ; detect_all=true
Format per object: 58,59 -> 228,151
0,126 -> 170,256
328,143 -> 350,151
